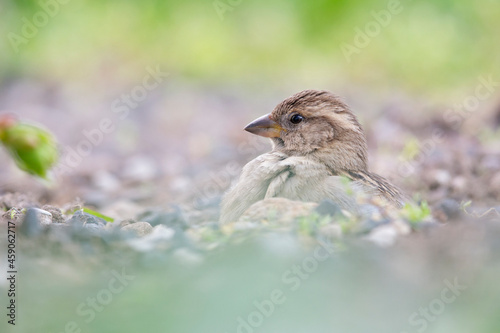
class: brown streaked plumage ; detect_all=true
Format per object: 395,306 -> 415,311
220,90 -> 405,224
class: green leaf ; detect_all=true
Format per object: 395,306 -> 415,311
0,118 -> 58,179
82,207 -> 115,223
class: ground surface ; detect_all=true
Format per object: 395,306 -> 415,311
1,80 -> 500,333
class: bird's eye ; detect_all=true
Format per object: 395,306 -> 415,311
290,114 -> 304,124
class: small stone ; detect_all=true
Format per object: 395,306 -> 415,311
437,199 -> 462,221
315,199 -> 342,217
20,208 -> 44,237
121,222 -> 153,237
392,219 -> 411,235
31,207 -> 52,226
42,205 -> 65,223
431,169 -> 451,186
117,219 -> 135,228
68,210 -> 106,228
358,219 -> 389,234
365,224 -> 398,247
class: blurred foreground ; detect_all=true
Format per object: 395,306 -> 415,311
1,208 -> 500,333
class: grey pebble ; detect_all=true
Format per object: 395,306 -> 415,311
365,224 -> 398,247
438,198 -> 462,220
42,205 -> 65,223
31,207 -> 53,226
121,221 -> 153,237
68,210 -> 106,228
315,199 -> 343,216
20,208 -> 49,237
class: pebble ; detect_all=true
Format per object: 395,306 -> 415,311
437,198 -> 461,220
20,208 -> 44,237
68,210 -> 106,228
121,222 -> 153,237
315,199 -> 342,217
392,219 -> 412,235
430,169 -> 451,187
42,205 -> 65,223
116,219 -> 135,228
31,207 -> 53,226
365,224 -> 398,247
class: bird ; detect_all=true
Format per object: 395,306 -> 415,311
220,90 -> 405,224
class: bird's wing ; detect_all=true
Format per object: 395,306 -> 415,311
264,157 -> 362,212
265,155 -> 335,199
339,169 -> 406,208
220,152 -> 289,224
265,169 -> 292,198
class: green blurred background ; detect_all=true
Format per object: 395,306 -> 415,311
1,0 -> 499,99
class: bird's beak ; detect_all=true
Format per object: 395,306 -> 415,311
244,113 -> 285,138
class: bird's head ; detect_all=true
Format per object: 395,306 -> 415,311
244,90 -> 368,171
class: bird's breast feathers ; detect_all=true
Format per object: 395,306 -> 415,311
220,152 -> 359,223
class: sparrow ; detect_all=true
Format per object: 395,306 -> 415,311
220,90 -> 405,224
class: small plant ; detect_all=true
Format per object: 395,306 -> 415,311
401,201 -> 431,225
460,200 -> 472,212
